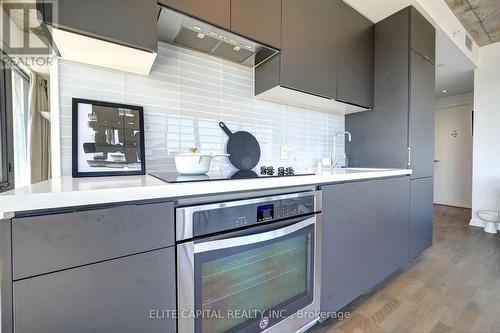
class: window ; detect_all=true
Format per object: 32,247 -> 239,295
0,61 -> 14,192
11,67 -> 29,187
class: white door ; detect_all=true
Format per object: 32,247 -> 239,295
434,104 -> 473,208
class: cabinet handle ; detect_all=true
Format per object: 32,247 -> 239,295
407,147 -> 411,166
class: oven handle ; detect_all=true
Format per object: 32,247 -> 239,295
194,216 -> 316,253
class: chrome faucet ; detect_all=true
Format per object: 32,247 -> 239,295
332,131 -> 352,169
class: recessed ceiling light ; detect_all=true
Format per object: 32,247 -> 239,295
442,90 -> 448,94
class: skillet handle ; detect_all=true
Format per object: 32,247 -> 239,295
219,122 -> 232,137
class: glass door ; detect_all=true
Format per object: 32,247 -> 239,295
193,218 -> 315,333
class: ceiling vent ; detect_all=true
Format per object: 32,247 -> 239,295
465,34 -> 473,51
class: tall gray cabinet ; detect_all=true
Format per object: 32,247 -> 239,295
346,6 -> 435,260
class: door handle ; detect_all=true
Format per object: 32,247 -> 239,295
434,160 -> 440,163
407,147 -> 411,166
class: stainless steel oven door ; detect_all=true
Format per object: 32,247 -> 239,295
177,215 -> 321,333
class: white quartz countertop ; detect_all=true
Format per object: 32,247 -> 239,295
0,168 -> 411,216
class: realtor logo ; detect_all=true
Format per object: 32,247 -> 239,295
1,0 -> 56,67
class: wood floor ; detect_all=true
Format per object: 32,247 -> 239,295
310,205 -> 500,333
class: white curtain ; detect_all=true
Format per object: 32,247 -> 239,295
28,73 -> 50,184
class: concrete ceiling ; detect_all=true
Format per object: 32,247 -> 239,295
444,0 -> 500,46
435,29 -> 475,97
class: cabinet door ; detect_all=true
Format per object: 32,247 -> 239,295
0,219 -> 12,333
12,202 -> 174,279
43,0 -> 158,52
14,248 -> 176,333
320,181 -> 377,313
345,8 -> 409,169
375,177 -> 410,282
409,50 -> 435,179
231,0 -> 281,49
159,0 -> 231,29
410,7 -> 436,64
409,177 -> 434,260
336,1 -> 374,109
281,0 -> 338,99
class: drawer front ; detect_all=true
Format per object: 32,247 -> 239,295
13,201 -> 174,280
14,248 -> 176,333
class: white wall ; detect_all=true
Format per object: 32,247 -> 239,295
54,43 -> 345,176
434,93 -> 473,208
471,42 -> 500,229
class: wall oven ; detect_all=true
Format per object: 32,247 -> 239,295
176,191 -> 322,333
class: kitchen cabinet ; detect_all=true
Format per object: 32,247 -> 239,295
320,177 -> 409,313
0,219 -> 13,333
336,1 -> 374,109
13,248 -> 177,333
409,50 -> 436,179
410,7 -> 436,64
230,0 -> 282,49
374,178 -> 410,282
12,201 -> 174,279
255,0 -> 374,114
159,0 -> 231,29
280,0 -> 338,99
345,7 -> 435,260
346,6 -> 435,174
410,177 -> 434,260
39,0 -> 158,52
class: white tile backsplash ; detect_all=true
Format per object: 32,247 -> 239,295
57,43 -> 345,176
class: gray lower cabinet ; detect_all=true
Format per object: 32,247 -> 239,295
320,177 -> 409,313
1,219 -> 13,333
12,201 -> 174,280
409,177 -> 434,260
13,248 -> 176,333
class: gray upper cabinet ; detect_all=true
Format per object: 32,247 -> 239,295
12,202 -> 174,279
336,1 -> 374,109
230,0 -> 281,49
39,0 -> 158,52
409,50 -> 436,179
14,248 -> 177,333
280,0 -> 338,99
410,7 -> 436,64
159,0 -> 231,29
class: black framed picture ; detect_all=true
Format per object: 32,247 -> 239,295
72,98 -> 146,177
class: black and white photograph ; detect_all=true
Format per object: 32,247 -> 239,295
72,98 -> 145,177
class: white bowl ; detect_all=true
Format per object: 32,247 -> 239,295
174,153 -> 229,175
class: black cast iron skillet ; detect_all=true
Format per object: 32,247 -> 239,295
219,122 -> 261,170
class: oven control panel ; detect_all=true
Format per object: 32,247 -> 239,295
178,191 -> 321,240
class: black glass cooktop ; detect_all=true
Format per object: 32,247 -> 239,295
149,170 -> 315,183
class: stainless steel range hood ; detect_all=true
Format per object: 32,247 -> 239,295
157,5 -> 278,67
